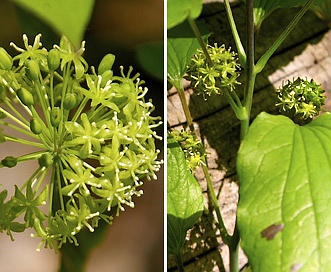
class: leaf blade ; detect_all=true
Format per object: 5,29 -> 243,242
167,0 -> 203,29
11,0 -> 95,47
237,112 -> 331,271
167,135 -> 204,257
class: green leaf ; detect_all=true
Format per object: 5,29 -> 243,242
167,135 -> 204,258
167,0 -> 203,29
167,21 -> 209,89
11,0 -> 95,48
310,0 -> 331,24
237,112 -> 331,271
136,41 -> 163,82
254,0 -> 321,27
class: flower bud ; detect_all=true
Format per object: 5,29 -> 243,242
38,153 -> 53,168
100,70 -> 113,87
0,47 -> 13,70
47,49 -> 60,71
98,53 -> 115,75
63,93 -> 77,110
1,156 -> 17,168
50,107 -> 62,127
9,222 -> 25,233
16,88 -> 34,106
30,118 -> 43,134
26,60 -> 40,81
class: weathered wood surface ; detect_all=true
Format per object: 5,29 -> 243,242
167,2 -> 331,271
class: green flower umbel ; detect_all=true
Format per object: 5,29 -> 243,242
0,34 -> 162,251
276,77 -> 325,120
186,43 -> 241,96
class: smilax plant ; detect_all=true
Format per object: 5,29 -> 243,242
0,33 -> 162,252
167,0 -> 331,271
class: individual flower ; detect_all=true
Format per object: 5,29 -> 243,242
79,74 -> 119,111
186,43 -> 241,96
53,35 -> 88,79
10,34 -> 48,67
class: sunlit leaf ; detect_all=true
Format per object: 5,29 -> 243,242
237,112 -> 331,271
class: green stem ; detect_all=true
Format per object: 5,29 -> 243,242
222,88 -> 246,120
229,238 -> 240,272
224,0 -> 246,67
241,0 -> 255,140
0,107 -> 30,130
0,120 -> 39,140
187,17 -> 213,66
255,0 -> 314,74
3,97 -> 30,125
174,252 -> 185,272
202,163 -> 231,245
3,135 -> 45,148
176,81 -> 195,131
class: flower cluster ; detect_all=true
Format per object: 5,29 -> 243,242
0,34 -> 162,251
276,77 -> 325,120
170,130 -> 206,172
186,43 -> 241,96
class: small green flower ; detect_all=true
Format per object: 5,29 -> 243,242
13,184 -> 48,227
10,34 -> 47,67
54,36 -> 88,79
276,77 -> 325,120
186,43 -> 241,96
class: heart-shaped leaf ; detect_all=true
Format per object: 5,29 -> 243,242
237,112 -> 331,271
12,0 -> 95,48
167,135 -> 204,258
167,0 -> 203,29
